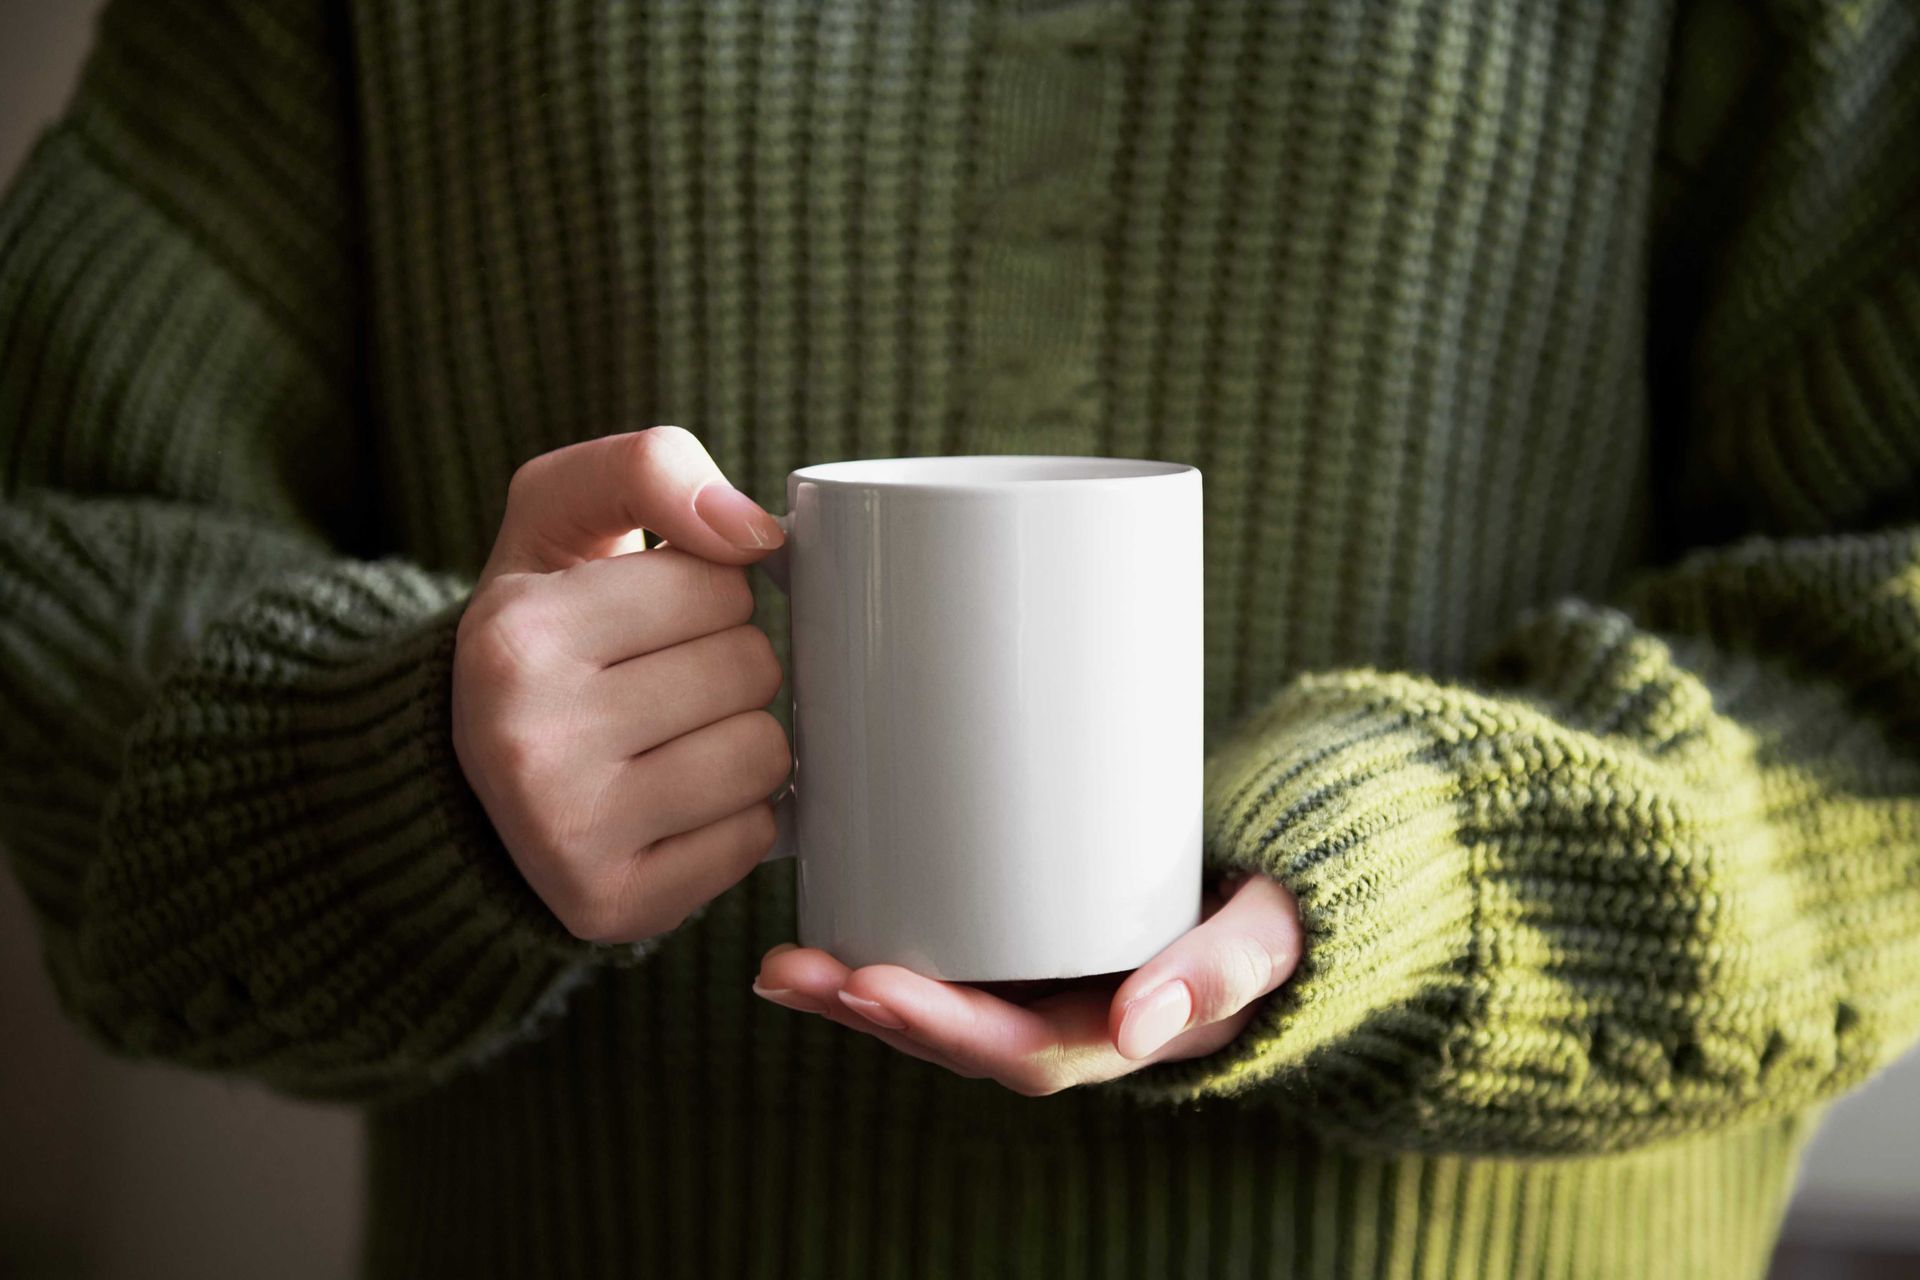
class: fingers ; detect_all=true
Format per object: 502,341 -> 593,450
561,802 -> 781,943
480,707 -> 789,943
752,941 -> 1270,1095
838,967 -> 1110,1094
744,875 -> 1303,1097
457,428 -> 794,947
579,624 -> 785,759
546,546 -> 761,666
827,964 -> 1251,1095
610,709 -> 792,850
754,947 -> 984,1077
1107,872 -> 1302,1060
482,426 -> 784,582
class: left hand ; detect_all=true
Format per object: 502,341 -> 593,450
752,870 -> 1303,1096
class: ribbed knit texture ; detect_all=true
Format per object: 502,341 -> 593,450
2,0 -> 1917,1275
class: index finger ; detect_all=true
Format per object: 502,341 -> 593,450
482,426 -> 782,583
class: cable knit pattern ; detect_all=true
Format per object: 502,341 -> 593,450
3,0 -> 1917,1276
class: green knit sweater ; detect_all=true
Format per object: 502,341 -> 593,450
4,0 -> 1918,1275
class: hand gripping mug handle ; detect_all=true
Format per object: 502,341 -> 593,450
754,512 -> 798,863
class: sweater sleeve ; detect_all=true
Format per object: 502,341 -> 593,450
0,0 -> 643,1106
1105,0 -> 1920,1156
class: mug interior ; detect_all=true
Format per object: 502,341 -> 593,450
790,455 -> 1192,489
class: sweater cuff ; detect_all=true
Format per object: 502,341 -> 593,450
1106,673 -> 1480,1119
77,560 -> 640,1094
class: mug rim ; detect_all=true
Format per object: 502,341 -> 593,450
788,454 -> 1196,490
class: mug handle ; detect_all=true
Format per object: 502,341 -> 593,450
754,512 -> 798,863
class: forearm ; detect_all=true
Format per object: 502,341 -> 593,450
1105,0 -> 1920,1155
0,0 -> 639,1100
1108,528 -> 1920,1155
2,492 -> 644,1103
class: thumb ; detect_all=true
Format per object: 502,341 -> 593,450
481,426 -> 785,581
1107,872 -> 1302,1060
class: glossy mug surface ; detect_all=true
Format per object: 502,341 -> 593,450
755,455 -> 1202,982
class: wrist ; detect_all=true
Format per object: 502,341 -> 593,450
1107,673 -> 1480,1119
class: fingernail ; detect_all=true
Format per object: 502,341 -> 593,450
837,990 -> 907,1030
1117,979 -> 1192,1059
752,979 -> 819,1013
694,480 -> 785,552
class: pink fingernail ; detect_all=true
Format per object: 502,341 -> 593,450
693,480 -> 785,552
837,990 -> 907,1030
1117,979 -> 1192,1059
752,979 -> 819,1013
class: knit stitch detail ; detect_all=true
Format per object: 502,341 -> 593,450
3,0 -> 1918,1273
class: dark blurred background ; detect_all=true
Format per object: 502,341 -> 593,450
0,3 -> 1914,1277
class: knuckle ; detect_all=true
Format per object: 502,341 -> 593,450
505,452 -> 553,510
451,653 -> 555,788
470,583 -> 564,680
484,716 -> 550,785
641,423 -> 696,449
631,424 -> 693,475
546,849 -> 639,944
455,623 -> 520,693
743,801 -> 779,856
753,630 -> 786,699
730,624 -> 784,699
743,710 -> 793,785
555,889 -> 623,945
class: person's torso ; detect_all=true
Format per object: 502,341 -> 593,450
349,5 -> 1742,1275
352,0 -> 1671,739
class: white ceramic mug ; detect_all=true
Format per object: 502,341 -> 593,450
753,455 -> 1203,982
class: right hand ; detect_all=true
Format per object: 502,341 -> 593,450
452,426 -> 793,944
